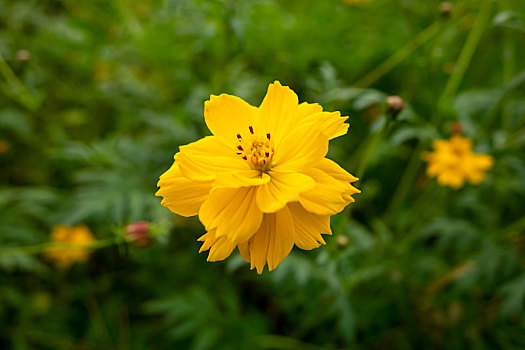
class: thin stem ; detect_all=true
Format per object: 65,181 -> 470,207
476,70 -> 525,139
383,142 -> 425,222
494,215 -> 525,245
357,117 -> 393,177
501,25 -> 515,129
502,2 -> 516,84
354,20 -> 442,88
405,182 -> 444,235
502,216 -> 525,235
436,0 -> 493,114
0,52 -> 38,109
0,52 -> 27,93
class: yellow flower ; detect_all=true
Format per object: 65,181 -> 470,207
424,134 -> 493,189
45,225 -> 95,269
157,81 -> 360,273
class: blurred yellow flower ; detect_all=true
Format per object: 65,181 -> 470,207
424,134 -> 493,189
157,81 -> 360,273
46,225 -> 95,269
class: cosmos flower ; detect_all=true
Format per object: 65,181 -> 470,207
157,81 -> 360,273
45,225 -> 95,269
423,134 -> 493,189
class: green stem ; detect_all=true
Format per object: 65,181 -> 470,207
501,27 -> 515,129
436,0 -> 493,114
383,142 -> 425,222
502,216 -> 525,235
0,52 -> 27,92
0,52 -> 38,109
476,70 -> 525,139
357,117 -> 392,177
354,20 -> 443,88
405,182 -> 444,235
502,7 -> 516,84
496,215 -> 525,245
0,238 -> 121,258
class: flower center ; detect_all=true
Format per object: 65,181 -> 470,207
236,126 -> 273,172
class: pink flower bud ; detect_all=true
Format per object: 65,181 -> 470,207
386,96 -> 404,119
16,49 -> 31,61
439,2 -> 453,17
336,235 -> 349,247
126,221 -> 152,247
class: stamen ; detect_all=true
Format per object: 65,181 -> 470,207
236,129 -> 273,172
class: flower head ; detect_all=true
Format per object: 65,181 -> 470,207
423,134 -> 493,189
157,81 -> 360,273
45,225 -> 95,269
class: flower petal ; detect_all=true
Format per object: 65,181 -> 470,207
438,171 -> 464,189
465,153 -> 493,184
288,202 -> 331,250
317,158 -> 359,182
177,136 -> 250,181
214,170 -> 271,189
199,187 -> 262,243
256,172 -> 315,213
238,242 -> 251,262
257,81 -> 299,147
450,134 -> 472,152
296,102 -> 349,140
198,230 -> 236,262
472,153 -> 494,170
156,162 -> 213,217
298,159 -> 360,216
271,122 -> 329,172
249,205 -> 295,274
204,94 -> 259,145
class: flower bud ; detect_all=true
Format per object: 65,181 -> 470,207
336,235 -> 349,247
16,49 -> 31,61
439,2 -> 453,17
385,95 -> 404,119
451,121 -> 463,135
125,221 -> 153,247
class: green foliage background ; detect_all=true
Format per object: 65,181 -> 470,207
1,0 -> 525,348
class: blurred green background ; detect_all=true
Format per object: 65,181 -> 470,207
1,0 -> 525,349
